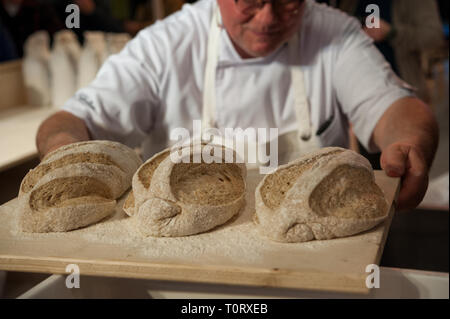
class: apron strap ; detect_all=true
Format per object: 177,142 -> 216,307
289,32 -> 312,141
202,8 -> 221,131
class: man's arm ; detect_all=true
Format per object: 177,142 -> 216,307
372,97 -> 439,211
36,111 -> 91,160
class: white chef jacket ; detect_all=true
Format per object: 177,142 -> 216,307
61,0 -> 414,160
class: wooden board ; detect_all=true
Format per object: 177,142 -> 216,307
0,170 -> 400,294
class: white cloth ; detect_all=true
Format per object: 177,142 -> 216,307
61,0 -> 413,160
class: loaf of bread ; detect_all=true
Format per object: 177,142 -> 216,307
123,147 -> 170,217
125,143 -> 247,237
18,140 -> 142,232
254,147 -> 389,243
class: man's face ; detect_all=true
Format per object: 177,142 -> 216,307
217,0 -> 305,59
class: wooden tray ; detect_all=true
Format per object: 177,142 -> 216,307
0,170 -> 399,294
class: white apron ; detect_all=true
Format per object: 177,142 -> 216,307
201,8 -> 321,173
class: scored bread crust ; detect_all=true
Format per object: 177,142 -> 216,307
126,143 -> 247,237
18,140 -> 142,233
254,147 -> 389,243
41,140 -> 142,176
123,147 -> 171,216
42,140 -> 142,168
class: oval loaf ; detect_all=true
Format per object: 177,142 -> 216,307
254,147 -> 389,243
19,140 -> 142,232
125,143 -> 247,237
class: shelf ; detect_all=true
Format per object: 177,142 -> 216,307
0,106 -> 56,172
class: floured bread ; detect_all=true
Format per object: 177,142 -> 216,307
254,147 -> 389,243
123,148 -> 171,216
126,143 -> 246,237
19,140 -> 142,232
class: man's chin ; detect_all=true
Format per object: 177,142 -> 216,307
234,36 -> 285,58
246,43 -> 283,58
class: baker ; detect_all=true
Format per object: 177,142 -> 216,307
36,0 -> 439,212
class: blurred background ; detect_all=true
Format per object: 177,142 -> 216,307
0,0 -> 448,297
0,0 -> 197,58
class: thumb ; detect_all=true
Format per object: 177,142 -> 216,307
380,144 -> 408,177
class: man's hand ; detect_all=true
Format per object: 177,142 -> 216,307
372,97 -> 439,212
36,111 -> 91,160
363,19 -> 392,43
380,142 -> 429,211
40,133 -> 84,159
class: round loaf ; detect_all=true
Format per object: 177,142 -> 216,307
19,140 -> 142,232
127,143 -> 246,237
254,147 -> 389,243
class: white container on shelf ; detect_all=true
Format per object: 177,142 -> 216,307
49,30 -> 80,108
49,47 -> 77,108
106,33 -> 131,56
22,31 -> 51,107
77,31 -> 109,90
53,30 -> 81,70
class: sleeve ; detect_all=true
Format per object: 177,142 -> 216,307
61,28 -> 163,148
332,16 -> 415,153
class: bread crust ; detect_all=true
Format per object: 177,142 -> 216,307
19,140 -> 142,232
126,144 -> 247,237
255,147 -> 389,243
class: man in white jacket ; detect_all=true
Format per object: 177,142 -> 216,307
36,0 -> 439,212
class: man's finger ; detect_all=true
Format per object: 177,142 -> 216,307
396,148 -> 428,211
380,145 -> 407,177
406,147 -> 428,177
396,171 -> 428,211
